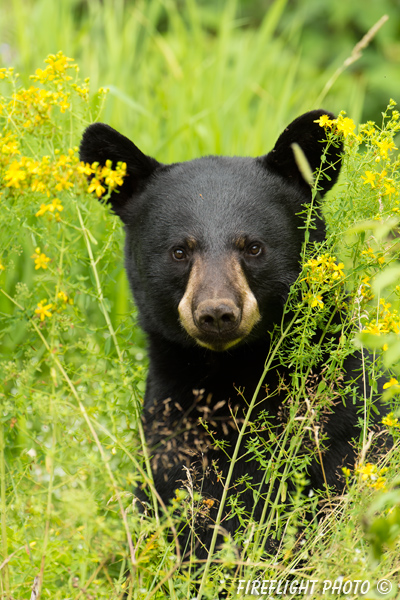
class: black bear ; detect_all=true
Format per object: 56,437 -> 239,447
79,111 -> 383,561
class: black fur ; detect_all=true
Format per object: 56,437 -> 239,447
80,111 -> 384,560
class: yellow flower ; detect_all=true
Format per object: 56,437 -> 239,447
383,181 -> 397,197
336,116 -> 356,138
101,160 -> 126,189
88,177 -> 106,198
375,138 -> 397,159
383,377 -> 399,390
4,160 -> 27,188
310,294 -> 324,308
31,51 -> 76,84
361,171 -> 376,187
361,247 -> 376,259
0,261 -> 4,272
35,203 -> 49,217
77,162 -> 94,177
48,198 -> 64,213
382,412 -> 400,428
31,247 -> 51,270
356,462 -> 388,490
57,291 -> 68,303
373,477 -> 387,491
35,300 -> 53,321
314,114 -> 333,128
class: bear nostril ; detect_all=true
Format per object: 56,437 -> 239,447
221,313 -> 235,324
202,315 -> 215,326
195,300 -> 240,334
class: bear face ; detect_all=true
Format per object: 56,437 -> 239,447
80,111 -> 341,353
80,111 -> 356,560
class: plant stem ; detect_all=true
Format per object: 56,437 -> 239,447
196,309 -> 300,600
0,422 -> 10,597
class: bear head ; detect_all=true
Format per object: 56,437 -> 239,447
79,110 -> 342,352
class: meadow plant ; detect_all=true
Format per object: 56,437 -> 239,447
0,54 -> 399,599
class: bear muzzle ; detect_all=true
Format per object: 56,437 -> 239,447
178,255 -> 261,351
193,298 -> 241,335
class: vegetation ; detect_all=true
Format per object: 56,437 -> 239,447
0,2 -> 399,598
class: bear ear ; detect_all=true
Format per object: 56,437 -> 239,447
79,123 -> 161,218
262,109 -> 343,197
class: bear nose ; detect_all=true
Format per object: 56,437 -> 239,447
194,299 -> 241,334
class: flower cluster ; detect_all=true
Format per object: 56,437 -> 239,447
355,462 -> 388,491
0,52 -> 125,324
382,411 -> 400,428
302,253 -> 345,308
31,248 -> 51,270
360,246 -> 386,267
34,291 -> 73,323
315,102 -> 400,149
1,53 -> 126,232
80,159 -> 127,198
314,112 -> 356,139
382,378 -> 400,391
363,299 -> 400,336
316,103 -> 400,223
3,152 -> 76,194
31,52 -> 77,85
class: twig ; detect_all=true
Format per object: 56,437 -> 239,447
316,15 -> 389,107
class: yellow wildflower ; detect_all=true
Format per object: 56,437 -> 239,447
375,138 -> 397,159
383,181 -> 397,197
310,294 -> 324,309
35,203 -> 49,217
88,177 -> 106,198
35,300 -> 53,321
4,160 -> 27,188
356,462 -> 388,490
361,247 -> 376,259
101,160 -> 126,189
48,198 -> 64,213
57,291 -> 68,303
336,116 -> 356,138
314,114 -> 333,128
31,51 -> 76,84
303,254 -> 345,285
77,162 -> 94,177
382,412 -> 400,428
31,247 -> 51,270
383,377 -> 400,390
361,171 -> 376,187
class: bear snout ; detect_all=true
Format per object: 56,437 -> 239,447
193,298 -> 241,335
178,254 -> 261,351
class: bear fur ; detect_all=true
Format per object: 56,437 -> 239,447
79,111 -> 384,560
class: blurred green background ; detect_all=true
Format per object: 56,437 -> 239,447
1,1 -> 400,595
1,0 -> 399,162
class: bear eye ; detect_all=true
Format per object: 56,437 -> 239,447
246,243 -> 262,257
172,247 -> 187,261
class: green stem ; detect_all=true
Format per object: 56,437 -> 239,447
75,203 -> 159,522
0,422 -> 10,597
196,309 -> 300,600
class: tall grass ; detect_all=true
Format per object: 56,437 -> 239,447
0,1 -> 399,598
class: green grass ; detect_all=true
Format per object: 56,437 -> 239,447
0,1 -> 400,598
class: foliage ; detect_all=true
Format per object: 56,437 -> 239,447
1,0 -> 400,155
0,15 -> 399,600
